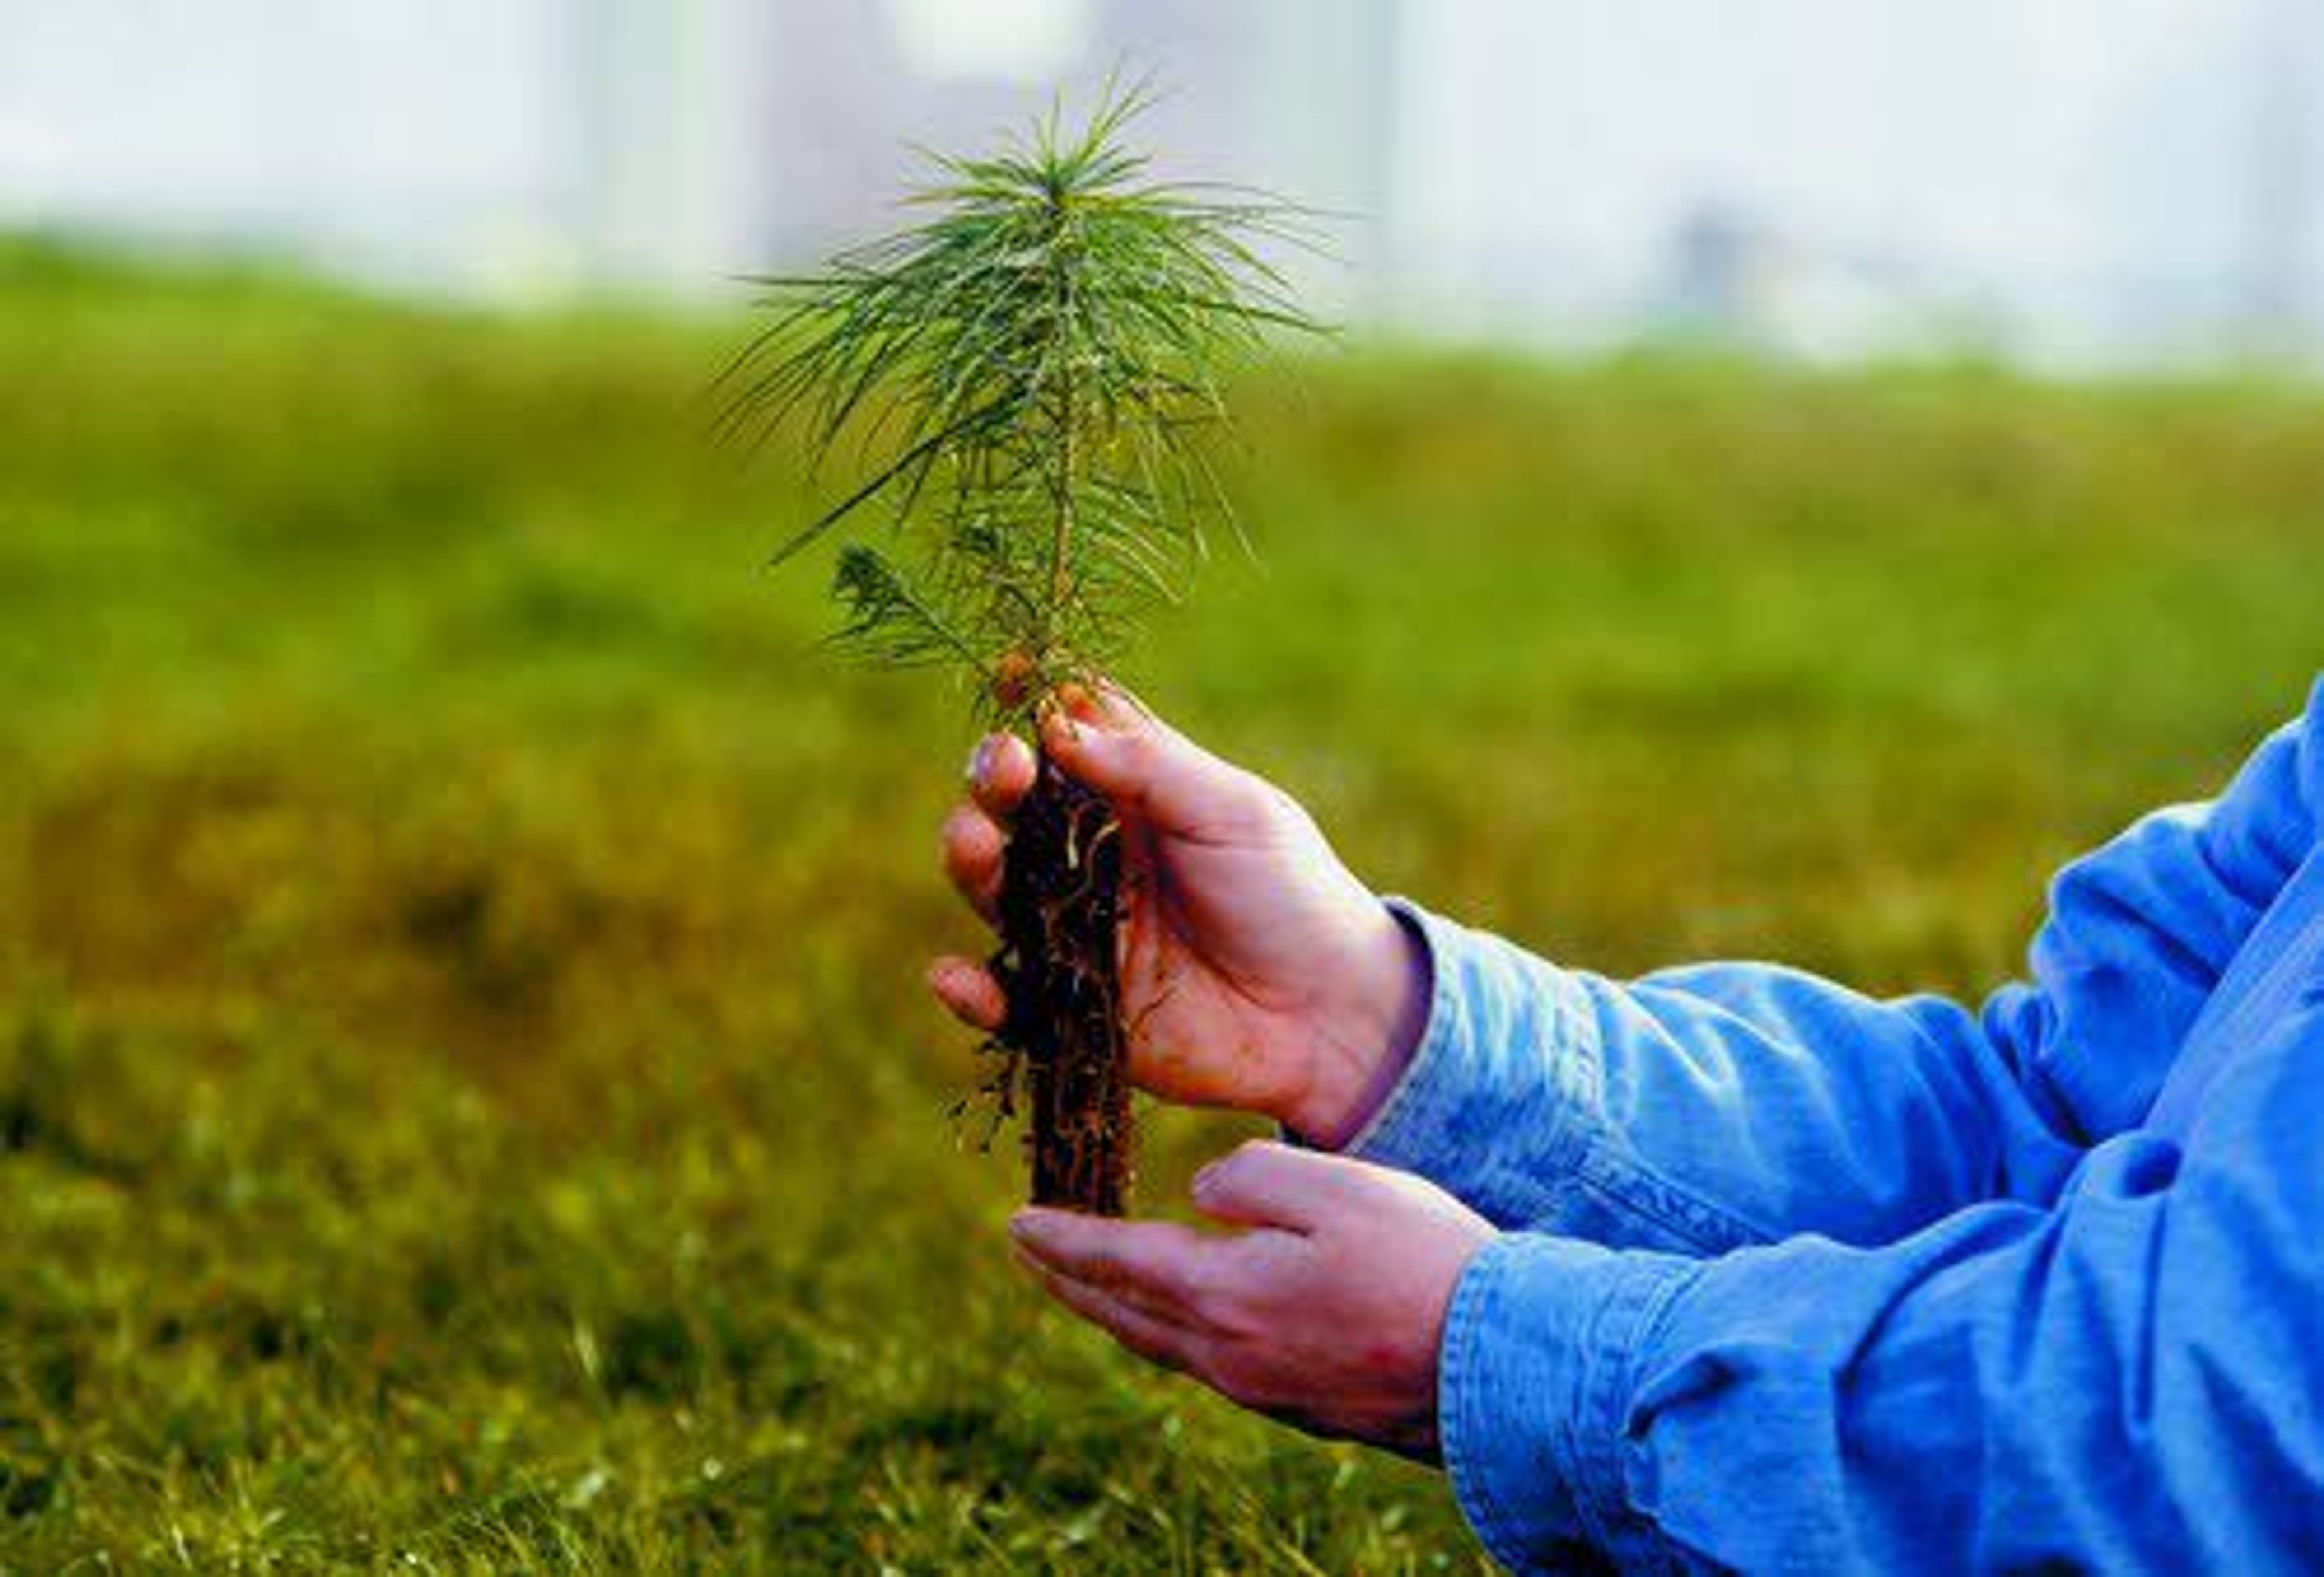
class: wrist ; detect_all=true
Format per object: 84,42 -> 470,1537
1288,899 -> 1430,1147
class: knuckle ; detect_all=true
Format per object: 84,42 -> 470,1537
1172,1251 -> 1230,1308
1123,729 -> 1170,783
1080,1251 -> 1131,1294
939,805 -> 982,854
1201,1288 -> 1266,1342
1183,1246 -> 1267,1322
1221,769 -> 1278,821
1224,766 -> 1297,821
1209,1248 -> 1282,1326
1216,1136 -> 1272,1182
1210,771 -> 1308,844
942,832 -> 1002,888
1116,1247 -> 1175,1299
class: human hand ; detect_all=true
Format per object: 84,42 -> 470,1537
1008,1139 -> 1494,1459
928,687 -> 1428,1146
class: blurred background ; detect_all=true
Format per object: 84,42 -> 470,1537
1,4 -> 2319,1571
7,0 -> 2324,367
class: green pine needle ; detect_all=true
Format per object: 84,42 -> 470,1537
723,78 -> 1328,726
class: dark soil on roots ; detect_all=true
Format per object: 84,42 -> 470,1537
990,749 -> 1133,1215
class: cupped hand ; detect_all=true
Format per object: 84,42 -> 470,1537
1009,1139 -> 1496,1458
928,687 -> 1425,1146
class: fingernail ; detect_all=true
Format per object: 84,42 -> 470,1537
1006,1210 -> 1034,1243
1190,1163 -> 1218,1198
963,736 -> 994,785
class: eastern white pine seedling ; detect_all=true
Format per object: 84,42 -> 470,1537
723,85 -> 1322,1214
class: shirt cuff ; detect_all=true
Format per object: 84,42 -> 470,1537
1336,897 -> 1602,1226
1439,1233 -> 1700,1571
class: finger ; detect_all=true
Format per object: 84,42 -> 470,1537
1055,678 -> 1149,729
1189,1139 -> 1368,1234
1009,1208 -> 1210,1315
1011,1242 -> 1177,1326
965,732 -> 1038,821
1026,1259 -> 1201,1375
1038,695 -> 1265,841
939,802 -> 1006,922
927,955 -> 1006,1033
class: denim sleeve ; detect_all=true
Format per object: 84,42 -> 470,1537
1439,996 -> 2324,1573
1347,678 -> 2320,1251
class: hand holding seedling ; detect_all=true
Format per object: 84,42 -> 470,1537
1008,1138 -> 1494,1459
933,692 -> 1486,1454
930,686 -> 1429,1146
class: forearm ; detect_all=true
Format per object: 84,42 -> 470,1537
1439,997 -> 2324,1572
1346,686 -> 2319,1250
1341,899 -> 2076,1251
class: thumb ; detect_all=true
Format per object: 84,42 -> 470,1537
1040,689 -> 1263,840
1189,1139 -> 1361,1233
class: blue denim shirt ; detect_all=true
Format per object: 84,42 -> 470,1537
1351,675 -> 2324,1573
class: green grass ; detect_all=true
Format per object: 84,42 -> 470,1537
1,243 -> 2318,1571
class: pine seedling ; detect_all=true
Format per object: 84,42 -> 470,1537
723,84 -> 1324,1216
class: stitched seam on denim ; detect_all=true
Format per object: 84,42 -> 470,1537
1612,1262 -> 1711,1572
1569,1135 -> 1771,1255
1556,1268 -> 1622,1558
1556,1254 -> 1655,1556
1486,1024 -> 1599,1225
1502,957 -> 1609,1227
1440,1239 -> 1533,1573
1576,1257 -> 1699,1572
1547,958 -> 1606,1115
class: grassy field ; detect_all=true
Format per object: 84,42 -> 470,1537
1,243 -> 2318,1571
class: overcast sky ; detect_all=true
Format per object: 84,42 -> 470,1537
2,0 -> 2316,364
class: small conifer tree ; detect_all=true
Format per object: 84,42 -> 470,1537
723,85 -> 1321,1215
